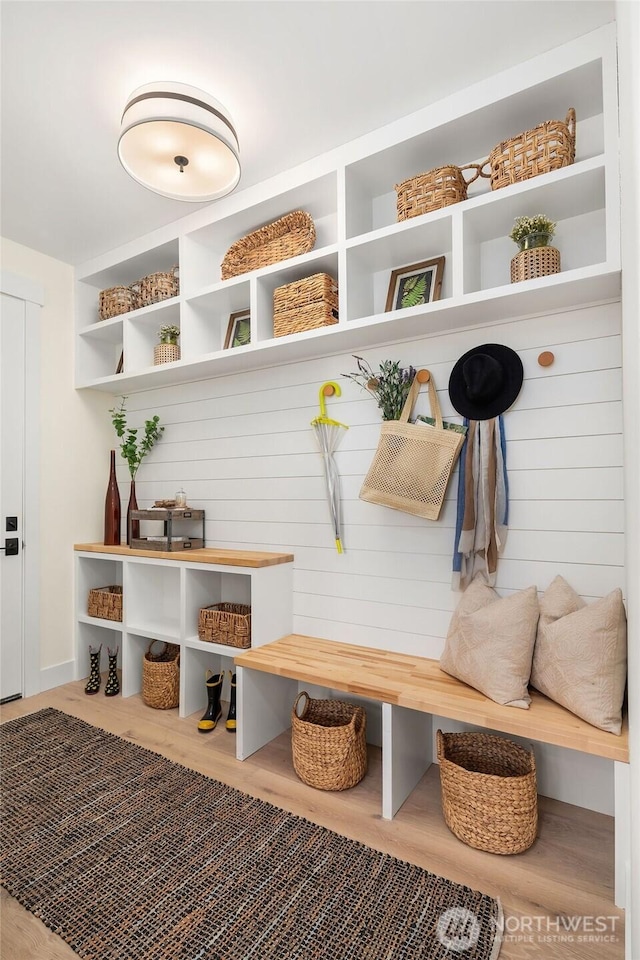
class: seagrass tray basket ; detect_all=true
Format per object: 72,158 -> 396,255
487,108 -> 576,190
395,163 -> 487,220
291,692 -> 367,791
142,640 -> 180,709
273,272 -> 338,338
221,210 -> 316,280
511,245 -> 561,283
135,265 -> 179,308
198,602 -> 251,648
99,285 -> 138,321
87,585 -> 122,622
437,729 -> 538,855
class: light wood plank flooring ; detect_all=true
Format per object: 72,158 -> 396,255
0,681 -> 624,960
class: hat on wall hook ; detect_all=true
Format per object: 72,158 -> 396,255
448,343 -> 523,420
118,82 -> 241,202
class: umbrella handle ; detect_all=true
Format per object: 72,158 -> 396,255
318,381 -> 341,418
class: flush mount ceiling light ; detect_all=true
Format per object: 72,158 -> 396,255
118,82 -> 241,202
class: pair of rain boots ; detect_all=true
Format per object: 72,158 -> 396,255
198,670 -> 236,734
84,644 -> 120,697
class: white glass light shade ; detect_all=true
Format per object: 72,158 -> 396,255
118,82 -> 240,202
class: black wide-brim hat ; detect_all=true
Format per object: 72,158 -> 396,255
448,343 -> 523,420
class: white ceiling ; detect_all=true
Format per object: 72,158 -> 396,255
1,1 -> 615,267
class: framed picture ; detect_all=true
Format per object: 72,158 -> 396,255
116,351 -> 124,374
385,257 -> 445,312
224,310 -> 251,349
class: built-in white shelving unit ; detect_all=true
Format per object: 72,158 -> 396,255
75,545 -> 293,719
74,25 -> 620,393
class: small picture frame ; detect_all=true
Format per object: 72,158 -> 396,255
385,257 -> 445,312
224,310 -> 251,349
116,351 -> 124,374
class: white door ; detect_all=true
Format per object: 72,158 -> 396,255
0,292 -> 26,701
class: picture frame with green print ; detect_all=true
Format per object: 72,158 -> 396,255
224,310 -> 251,349
385,256 -> 445,312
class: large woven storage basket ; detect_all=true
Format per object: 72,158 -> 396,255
437,729 -> 538,855
291,692 -> 367,791
142,640 -> 180,709
198,602 -> 251,648
135,265 -> 179,308
87,585 -> 122,622
273,273 -> 338,338
99,285 -> 137,321
487,108 -> 576,190
395,163 -> 487,220
221,211 -> 316,280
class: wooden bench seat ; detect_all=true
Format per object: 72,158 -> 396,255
235,634 -> 629,763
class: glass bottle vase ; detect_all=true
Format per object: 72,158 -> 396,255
104,450 -> 121,546
127,477 -> 140,545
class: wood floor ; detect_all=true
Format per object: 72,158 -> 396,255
0,682 -> 625,960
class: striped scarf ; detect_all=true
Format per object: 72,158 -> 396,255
452,416 -> 508,590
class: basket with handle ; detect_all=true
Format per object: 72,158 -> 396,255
221,210 -> 316,280
98,285 -> 138,321
291,691 -> 367,791
142,639 -> 180,709
360,370 -> 464,520
485,108 -> 576,191
395,162 -> 488,220
437,729 -> 538,854
198,602 -> 251,648
136,265 -> 179,308
87,585 -> 123,622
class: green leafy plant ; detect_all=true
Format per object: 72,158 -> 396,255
401,275 -> 428,308
509,214 -> 556,245
342,355 -> 417,421
158,324 -> 180,344
109,396 -> 164,479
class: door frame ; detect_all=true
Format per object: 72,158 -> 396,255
1,270 -> 43,698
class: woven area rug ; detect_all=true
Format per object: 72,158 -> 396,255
1,709 -> 502,959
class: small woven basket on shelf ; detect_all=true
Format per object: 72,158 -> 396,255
273,273 -> 338,338
437,729 -> 538,855
98,285 -> 137,321
221,211 -> 316,280
291,692 -> 367,791
395,163 -> 487,220
154,343 -> 181,365
487,108 -> 576,191
136,265 -> 179,308
87,585 -> 122,622
510,245 -> 561,283
142,640 -> 180,709
198,602 -> 251,648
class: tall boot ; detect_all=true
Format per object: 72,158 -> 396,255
105,646 -> 120,697
197,671 -> 224,733
84,644 -> 102,695
226,672 -> 237,733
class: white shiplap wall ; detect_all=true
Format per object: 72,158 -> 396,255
121,299 -> 624,812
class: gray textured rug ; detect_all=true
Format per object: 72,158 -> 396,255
1,708 -> 502,959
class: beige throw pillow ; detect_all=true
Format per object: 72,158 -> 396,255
440,577 -> 539,709
531,576 -> 627,734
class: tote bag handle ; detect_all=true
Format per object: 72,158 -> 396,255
399,370 -> 443,429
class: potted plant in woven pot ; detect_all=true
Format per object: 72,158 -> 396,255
154,324 -> 181,365
509,214 -> 560,283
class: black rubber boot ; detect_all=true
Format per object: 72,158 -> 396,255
84,644 -> 102,695
197,671 -> 224,733
105,646 -> 120,697
226,673 -> 237,733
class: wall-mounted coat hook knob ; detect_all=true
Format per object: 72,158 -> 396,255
538,351 -> 555,367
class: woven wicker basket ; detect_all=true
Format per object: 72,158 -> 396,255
154,343 -> 181,365
142,640 -> 180,710
273,273 -> 338,338
291,692 -> 367,791
395,163 -> 487,220
136,265 -> 179,308
98,285 -> 138,321
437,729 -> 538,855
198,602 -> 251,648
87,585 -> 122,622
487,108 -> 576,191
510,245 -> 561,283
221,211 -> 316,280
